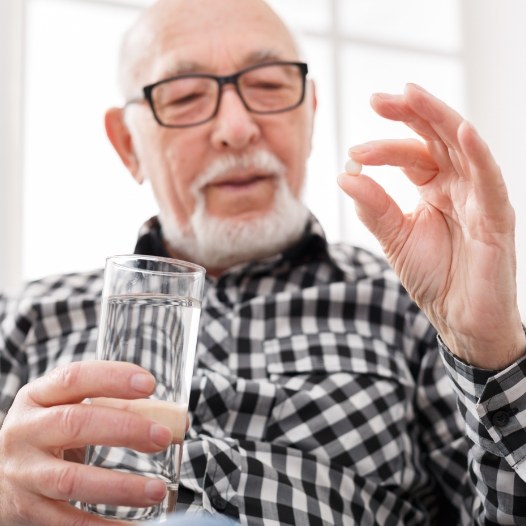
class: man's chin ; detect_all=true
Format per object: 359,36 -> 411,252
206,208 -> 273,223
160,179 -> 310,272
190,214 -> 299,269
162,209 -> 307,271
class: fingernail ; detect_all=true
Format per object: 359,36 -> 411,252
337,173 -> 350,186
406,82 -> 425,92
462,119 -> 475,133
130,373 -> 155,394
348,145 -> 370,155
370,92 -> 389,102
150,423 -> 173,447
145,479 -> 167,501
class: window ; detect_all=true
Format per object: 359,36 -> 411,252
22,0 -> 157,281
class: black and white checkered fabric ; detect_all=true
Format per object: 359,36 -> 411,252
2,215 -> 526,525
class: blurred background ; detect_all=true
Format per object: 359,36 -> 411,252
0,0 -> 525,317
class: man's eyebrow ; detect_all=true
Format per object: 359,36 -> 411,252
159,50 -> 289,78
240,49 -> 289,66
163,61 -> 205,76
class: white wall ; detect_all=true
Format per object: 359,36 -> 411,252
462,0 -> 526,317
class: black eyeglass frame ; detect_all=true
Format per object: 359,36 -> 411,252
125,61 -> 309,129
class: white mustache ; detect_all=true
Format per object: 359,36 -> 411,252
191,150 -> 287,197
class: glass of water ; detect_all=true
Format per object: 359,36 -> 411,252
83,255 -> 205,521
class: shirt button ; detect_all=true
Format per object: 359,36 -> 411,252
211,495 -> 227,511
491,410 -> 511,427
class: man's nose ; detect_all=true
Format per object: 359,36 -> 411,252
210,86 -> 260,150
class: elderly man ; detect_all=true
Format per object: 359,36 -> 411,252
1,0 -> 526,524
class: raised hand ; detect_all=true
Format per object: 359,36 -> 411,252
338,83 -> 525,370
0,361 -> 176,526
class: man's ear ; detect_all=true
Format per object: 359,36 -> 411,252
105,107 -> 143,183
309,78 -> 318,114
306,79 -> 318,153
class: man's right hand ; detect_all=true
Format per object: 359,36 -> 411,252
0,361 -> 176,526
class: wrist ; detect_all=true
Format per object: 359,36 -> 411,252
439,324 -> 526,370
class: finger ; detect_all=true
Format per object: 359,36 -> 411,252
370,88 -> 468,177
458,120 -> 513,229
403,83 -> 464,152
349,139 -> 438,186
92,397 -> 188,443
30,403 -> 173,451
25,361 -> 156,407
370,92 -> 440,141
459,120 -> 504,190
32,459 -> 167,508
337,171 -> 407,254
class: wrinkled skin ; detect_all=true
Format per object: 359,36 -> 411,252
0,361 -> 177,526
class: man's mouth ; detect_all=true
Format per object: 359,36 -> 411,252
207,173 -> 275,190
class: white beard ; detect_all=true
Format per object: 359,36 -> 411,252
159,150 -> 309,270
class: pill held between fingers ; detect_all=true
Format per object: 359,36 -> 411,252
345,159 -> 362,176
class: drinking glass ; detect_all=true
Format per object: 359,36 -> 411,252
83,255 -> 205,521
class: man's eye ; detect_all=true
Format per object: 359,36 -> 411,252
168,92 -> 206,105
247,81 -> 286,91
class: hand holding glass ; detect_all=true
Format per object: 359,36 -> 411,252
83,255 -> 205,521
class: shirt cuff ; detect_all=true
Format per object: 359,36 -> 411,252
438,336 -> 526,482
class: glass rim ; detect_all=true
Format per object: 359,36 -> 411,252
106,254 -> 206,278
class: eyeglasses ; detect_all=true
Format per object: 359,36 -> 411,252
125,61 -> 308,128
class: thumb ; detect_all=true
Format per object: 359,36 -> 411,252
337,171 -> 406,255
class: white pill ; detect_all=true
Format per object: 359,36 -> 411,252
345,159 -> 362,175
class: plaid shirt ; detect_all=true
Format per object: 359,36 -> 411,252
2,215 -> 526,525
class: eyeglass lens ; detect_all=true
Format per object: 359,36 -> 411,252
150,63 -> 304,127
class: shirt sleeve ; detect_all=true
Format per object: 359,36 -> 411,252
0,291 -> 29,426
0,295 -> 27,426
439,337 -> 526,524
0,272 -> 101,428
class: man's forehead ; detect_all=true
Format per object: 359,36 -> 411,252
122,0 -> 300,90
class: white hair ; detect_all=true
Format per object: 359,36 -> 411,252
159,150 -> 309,270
